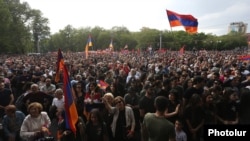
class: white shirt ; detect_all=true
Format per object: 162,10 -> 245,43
176,129 -> 187,141
52,96 -> 65,110
20,112 -> 51,141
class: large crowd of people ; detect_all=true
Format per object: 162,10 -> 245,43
0,49 -> 250,141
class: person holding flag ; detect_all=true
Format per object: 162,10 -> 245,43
55,49 -> 85,141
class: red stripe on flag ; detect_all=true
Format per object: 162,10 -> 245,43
60,52 -> 78,135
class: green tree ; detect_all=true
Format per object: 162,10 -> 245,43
0,0 -> 12,53
134,27 -> 159,50
30,9 -> 50,53
1,0 -> 32,53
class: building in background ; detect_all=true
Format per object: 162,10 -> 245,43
228,22 -> 248,34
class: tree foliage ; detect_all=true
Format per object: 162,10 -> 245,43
0,1 -> 248,54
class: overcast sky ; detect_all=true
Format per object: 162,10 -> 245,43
20,0 -> 250,35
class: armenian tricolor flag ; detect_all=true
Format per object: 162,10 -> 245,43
56,49 -> 78,135
166,10 -> 198,34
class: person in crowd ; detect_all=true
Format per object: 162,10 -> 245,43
183,76 -> 205,107
210,85 -> 223,104
20,102 -> 51,141
126,69 -> 139,85
31,66 -> 43,83
175,118 -> 187,141
43,69 -> 52,78
102,92 -> 114,141
216,87 -> 239,125
122,62 -> 131,77
0,74 -> 11,90
113,69 -> 127,96
240,73 -> 250,87
104,70 -> 114,85
37,75 -> 46,91
57,110 -> 86,141
238,87 -> 250,124
85,82 -> 102,104
71,74 -> 85,91
22,83 -> 54,115
165,89 -> 181,124
124,86 -> 141,141
0,82 -> 14,121
141,96 -> 176,141
170,76 -> 184,102
2,105 -> 25,141
183,94 -> 205,141
15,82 -> 34,112
206,72 -> 222,88
138,83 -> 156,124
106,82 -> 123,98
202,92 -> 217,125
17,69 -> 32,96
182,78 -> 193,92
85,108 -> 109,141
85,76 -> 96,94
223,76 -> 241,96
73,82 -> 87,122
156,78 -> 171,98
49,88 -> 65,120
84,82 -> 103,119
40,77 -> 56,96
103,96 -> 135,141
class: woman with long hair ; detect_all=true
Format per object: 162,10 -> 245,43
84,82 -> 103,119
85,108 -> 109,141
102,93 -> 115,141
73,82 -> 87,122
183,94 -> 205,141
216,87 -> 239,125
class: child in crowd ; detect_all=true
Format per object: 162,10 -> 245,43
175,119 -> 187,141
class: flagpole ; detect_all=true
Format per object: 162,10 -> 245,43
170,26 -> 175,51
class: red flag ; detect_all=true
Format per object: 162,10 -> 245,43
63,61 -> 78,135
179,46 -> 185,55
238,55 -> 250,60
55,49 -> 64,83
97,80 -> 109,90
166,10 -> 198,34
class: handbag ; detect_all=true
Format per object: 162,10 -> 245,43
35,131 -> 55,141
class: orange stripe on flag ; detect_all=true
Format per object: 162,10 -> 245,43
55,49 -> 64,83
62,54 -> 78,135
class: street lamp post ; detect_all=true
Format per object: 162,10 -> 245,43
216,40 -> 221,51
38,38 -> 40,53
159,32 -> 162,50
